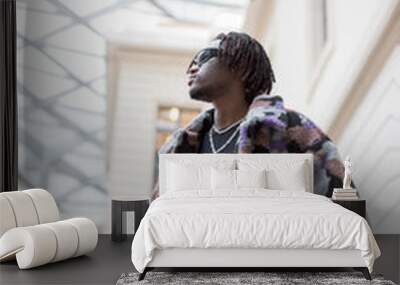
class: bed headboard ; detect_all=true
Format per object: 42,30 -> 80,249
159,153 -> 313,195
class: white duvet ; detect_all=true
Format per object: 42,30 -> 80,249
131,190 -> 380,273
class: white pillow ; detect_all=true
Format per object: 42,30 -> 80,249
165,159 -> 235,192
211,168 -> 236,190
211,169 -> 267,190
236,169 -> 267,189
267,166 -> 306,191
237,159 -> 308,191
167,162 -> 209,191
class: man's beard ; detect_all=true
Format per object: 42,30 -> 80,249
189,84 -> 222,103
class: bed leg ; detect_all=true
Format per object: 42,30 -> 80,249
354,267 -> 371,280
138,268 -> 148,281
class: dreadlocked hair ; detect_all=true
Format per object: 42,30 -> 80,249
214,32 -> 275,105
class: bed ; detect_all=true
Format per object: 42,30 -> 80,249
131,154 -> 380,281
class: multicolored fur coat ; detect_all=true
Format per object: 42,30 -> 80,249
158,95 -> 346,197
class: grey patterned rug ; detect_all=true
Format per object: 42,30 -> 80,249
116,271 -> 396,285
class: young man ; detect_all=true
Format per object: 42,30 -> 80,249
154,32 -> 345,198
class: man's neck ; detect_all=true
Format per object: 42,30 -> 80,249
212,96 -> 249,129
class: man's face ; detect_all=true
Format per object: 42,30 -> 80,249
186,47 -> 236,102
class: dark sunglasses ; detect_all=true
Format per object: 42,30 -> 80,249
187,48 -> 219,72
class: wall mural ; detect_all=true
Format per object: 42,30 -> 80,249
16,0 -> 246,233
16,0 -> 137,232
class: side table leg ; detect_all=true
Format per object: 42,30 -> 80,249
134,200 -> 149,235
112,200 -> 126,242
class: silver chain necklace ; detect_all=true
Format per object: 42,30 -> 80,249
208,124 -> 241,153
212,118 -> 243,134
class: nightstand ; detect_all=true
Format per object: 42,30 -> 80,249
332,199 -> 366,218
112,199 -> 149,242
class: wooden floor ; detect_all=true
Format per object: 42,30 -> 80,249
0,235 -> 398,285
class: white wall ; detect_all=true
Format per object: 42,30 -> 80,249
338,46 -> 400,234
262,0 -> 311,112
107,47 -> 208,233
306,0 -> 395,130
107,47 -> 206,203
264,0 -> 394,127
262,0 -> 400,233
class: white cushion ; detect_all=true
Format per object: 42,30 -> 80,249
211,168 -> 236,190
0,218 -> 98,269
236,169 -> 267,189
0,196 -> 17,237
160,154 -> 313,194
238,159 -> 308,191
24,189 -> 59,223
0,191 -> 39,227
42,221 -> 79,262
267,167 -> 306,191
166,159 -> 235,192
167,162 -> 209,191
0,189 -> 98,269
65,218 -> 98,257
211,169 -> 268,191
0,189 -> 59,236
0,226 -> 57,269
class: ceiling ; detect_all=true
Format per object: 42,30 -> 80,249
18,0 -> 250,50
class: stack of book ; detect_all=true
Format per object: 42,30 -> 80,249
332,188 -> 359,200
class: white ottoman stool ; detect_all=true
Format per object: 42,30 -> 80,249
0,189 -> 98,269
